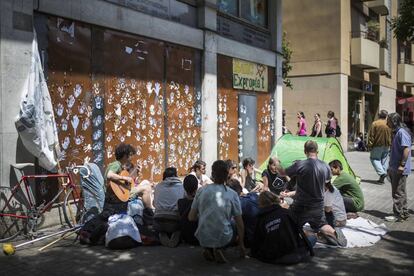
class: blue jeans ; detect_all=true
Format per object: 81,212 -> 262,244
370,146 -> 389,176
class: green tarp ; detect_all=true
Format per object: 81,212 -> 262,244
257,134 -> 358,182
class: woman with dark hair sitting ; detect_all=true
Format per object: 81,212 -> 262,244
262,157 -> 289,195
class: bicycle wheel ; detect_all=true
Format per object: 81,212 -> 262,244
0,198 -> 28,242
62,187 -> 102,228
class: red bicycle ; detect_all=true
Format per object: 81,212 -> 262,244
0,163 -> 102,242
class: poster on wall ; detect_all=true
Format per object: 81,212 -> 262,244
232,58 -> 268,92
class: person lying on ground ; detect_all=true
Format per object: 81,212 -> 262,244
227,178 -> 259,248
251,191 -> 315,265
177,174 -> 199,245
189,160 -> 246,263
324,181 -> 347,227
329,160 -> 364,214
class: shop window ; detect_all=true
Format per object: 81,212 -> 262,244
218,0 -> 267,28
218,0 -> 238,17
240,0 -> 267,27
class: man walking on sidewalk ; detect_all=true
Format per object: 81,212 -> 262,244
386,113 -> 412,222
367,110 -> 392,183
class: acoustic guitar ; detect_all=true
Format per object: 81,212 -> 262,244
109,163 -> 139,202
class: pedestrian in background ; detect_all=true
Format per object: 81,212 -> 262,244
310,113 -> 322,137
367,110 -> 392,184
325,111 -> 338,138
296,111 -> 307,136
385,113 -> 412,222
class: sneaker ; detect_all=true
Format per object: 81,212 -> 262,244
346,212 -> 359,220
334,228 -> 347,247
385,215 -> 407,222
377,174 -> 387,184
168,231 -> 181,248
203,248 -> 215,262
159,232 -> 170,247
213,248 -> 228,264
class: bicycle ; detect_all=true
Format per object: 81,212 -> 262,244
0,163 -> 103,242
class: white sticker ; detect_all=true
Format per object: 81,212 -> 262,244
71,115 -> 79,136
125,46 -> 133,54
67,95 -> 75,108
61,119 -> 68,131
74,84 -> 82,98
62,136 -> 70,150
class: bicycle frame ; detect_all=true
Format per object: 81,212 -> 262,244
0,173 -> 75,218
0,168 -> 84,231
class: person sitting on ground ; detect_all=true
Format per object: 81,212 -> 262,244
177,174 -> 199,245
123,162 -> 154,210
251,191 -> 315,265
225,159 -> 242,183
189,160 -> 213,187
262,157 -> 290,195
240,157 -> 262,193
324,181 -> 347,227
227,178 -> 259,248
189,160 -> 246,263
153,167 -> 184,247
354,132 -> 367,152
278,141 -> 347,247
329,160 -> 364,214
104,143 -> 137,215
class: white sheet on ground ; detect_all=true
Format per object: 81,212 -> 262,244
309,217 -> 388,248
341,217 -> 388,248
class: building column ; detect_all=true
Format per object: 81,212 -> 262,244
339,74 -> 348,149
198,1 -> 218,174
0,0 -> 35,187
273,0 -> 283,142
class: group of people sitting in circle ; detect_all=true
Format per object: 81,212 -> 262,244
80,140 -> 364,265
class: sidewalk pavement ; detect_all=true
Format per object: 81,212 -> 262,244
1,151 -> 413,276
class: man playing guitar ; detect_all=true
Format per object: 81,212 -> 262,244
105,143 -> 154,214
104,143 -> 137,214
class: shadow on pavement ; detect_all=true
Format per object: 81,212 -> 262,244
1,241 -> 413,276
361,179 -> 384,185
363,209 -> 392,220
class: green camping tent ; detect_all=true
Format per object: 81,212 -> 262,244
257,134 -> 358,182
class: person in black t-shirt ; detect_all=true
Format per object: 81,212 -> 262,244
177,174 -> 199,245
278,141 -> 347,247
262,157 -> 289,195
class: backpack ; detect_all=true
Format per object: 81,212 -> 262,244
79,215 -> 108,246
105,214 -> 142,249
336,125 -> 342,137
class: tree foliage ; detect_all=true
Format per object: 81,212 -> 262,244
282,32 -> 293,89
392,0 -> 414,43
